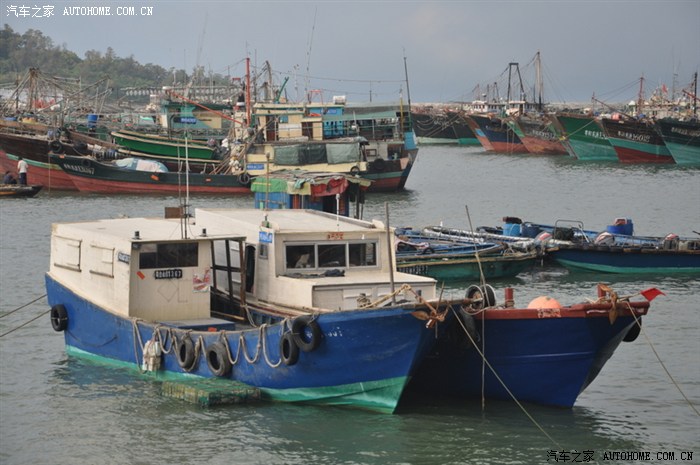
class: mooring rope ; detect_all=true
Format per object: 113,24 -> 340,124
451,306 -> 563,450
626,306 -> 699,417
0,294 -> 50,338
0,309 -> 51,338
0,294 -> 47,319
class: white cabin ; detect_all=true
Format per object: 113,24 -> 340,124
49,216 -> 245,322
194,209 -> 438,312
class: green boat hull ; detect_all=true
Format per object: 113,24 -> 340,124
556,115 -> 618,161
112,131 -> 216,159
397,254 -> 537,281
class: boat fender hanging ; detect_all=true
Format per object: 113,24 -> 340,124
291,315 -> 322,352
205,341 -> 232,376
280,332 -> 300,366
175,335 -> 196,372
49,140 -> 64,154
238,172 -> 251,187
623,320 -> 641,342
371,158 -> 386,172
453,306 -> 480,348
50,304 -> 68,332
466,284 -> 497,310
350,165 -> 360,175
142,339 -> 162,372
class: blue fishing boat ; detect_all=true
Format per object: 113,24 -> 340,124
393,228 -> 538,280
522,218 -> 700,274
46,208 -> 465,413
409,284 -> 657,407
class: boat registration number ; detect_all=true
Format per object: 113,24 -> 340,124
154,269 -> 183,279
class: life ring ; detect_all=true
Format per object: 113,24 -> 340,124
49,140 -> 64,154
466,284 -> 497,310
280,332 -> 300,366
291,315 -> 321,352
238,172 -> 251,187
623,320 -> 641,342
175,335 -> 196,371
50,304 -> 68,332
205,341 -> 232,376
350,165 -> 360,175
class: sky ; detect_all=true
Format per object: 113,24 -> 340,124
3,0 -> 699,105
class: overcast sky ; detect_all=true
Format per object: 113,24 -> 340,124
4,0 -> 699,105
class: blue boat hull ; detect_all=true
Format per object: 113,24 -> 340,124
46,274 -> 443,413
410,309 -> 641,407
550,247 -> 700,274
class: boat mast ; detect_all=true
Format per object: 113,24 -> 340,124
637,75 -> 645,117
535,51 -> 543,111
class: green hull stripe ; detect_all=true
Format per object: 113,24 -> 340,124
65,345 -> 407,413
555,259 -> 700,274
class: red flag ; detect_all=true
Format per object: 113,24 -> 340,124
640,287 -> 665,301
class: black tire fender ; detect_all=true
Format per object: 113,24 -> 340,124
238,172 -> 251,187
49,140 -> 64,154
50,304 -> 68,332
176,335 -> 196,371
205,341 -> 232,376
623,320 -> 641,342
280,332 -> 300,366
291,315 -> 322,352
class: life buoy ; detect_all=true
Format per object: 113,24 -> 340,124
205,341 -> 232,376
291,315 -> 321,352
50,304 -> 68,332
280,332 -> 299,366
176,335 -> 196,371
49,140 -> 64,154
623,320 -> 641,342
238,172 -> 251,187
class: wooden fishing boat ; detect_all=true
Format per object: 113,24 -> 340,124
550,113 -> 619,161
467,114 -> 529,153
409,284 -> 658,407
0,184 -> 43,198
601,117 -> 674,164
46,208 -> 466,413
393,228 -> 538,280
655,118 -> 700,165
50,153 -> 251,194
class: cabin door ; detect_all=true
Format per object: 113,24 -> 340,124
245,245 -> 256,292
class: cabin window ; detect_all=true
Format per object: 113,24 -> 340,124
139,242 -> 198,269
318,244 -> 346,268
53,236 -> 82,271
89,245 -> 114,277
285,241 -> 377,271
349,242 -> 376,267
286,244 -> 316,269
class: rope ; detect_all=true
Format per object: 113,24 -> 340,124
626,306 -> 700,417
0,309 -> 50,338
0,294 -> 47,319
451,306 -> 563,450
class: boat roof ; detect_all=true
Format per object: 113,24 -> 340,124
54,216 -> 245,243
195,208 -> 383,234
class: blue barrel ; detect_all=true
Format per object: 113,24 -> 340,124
87,114 -> 99,128
606,218 -> 633,236
502,222 -> 521,237
521,222 -> 542,238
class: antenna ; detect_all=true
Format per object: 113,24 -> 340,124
305,7 -> 318,102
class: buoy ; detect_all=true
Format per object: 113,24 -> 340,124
527,296 -> 562,309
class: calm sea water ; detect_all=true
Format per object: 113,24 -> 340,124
1,145 -> 698,465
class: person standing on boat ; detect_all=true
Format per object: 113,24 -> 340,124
17,157 -> 28,185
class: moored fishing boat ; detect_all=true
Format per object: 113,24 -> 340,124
600,117 -> 674,164
467,114 -> 529,153
550,113 -> 619,161
50,153 -> 251,194
655,118 -> 700,165
45,208 -> 466,413
506,114 -> 568,155
464,114 -> 495,151
393,228 -> 538,280
409,284 -> 657,407
0,183 -> 43,198
111,129 -> 220,160
412,108 -> 478,145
